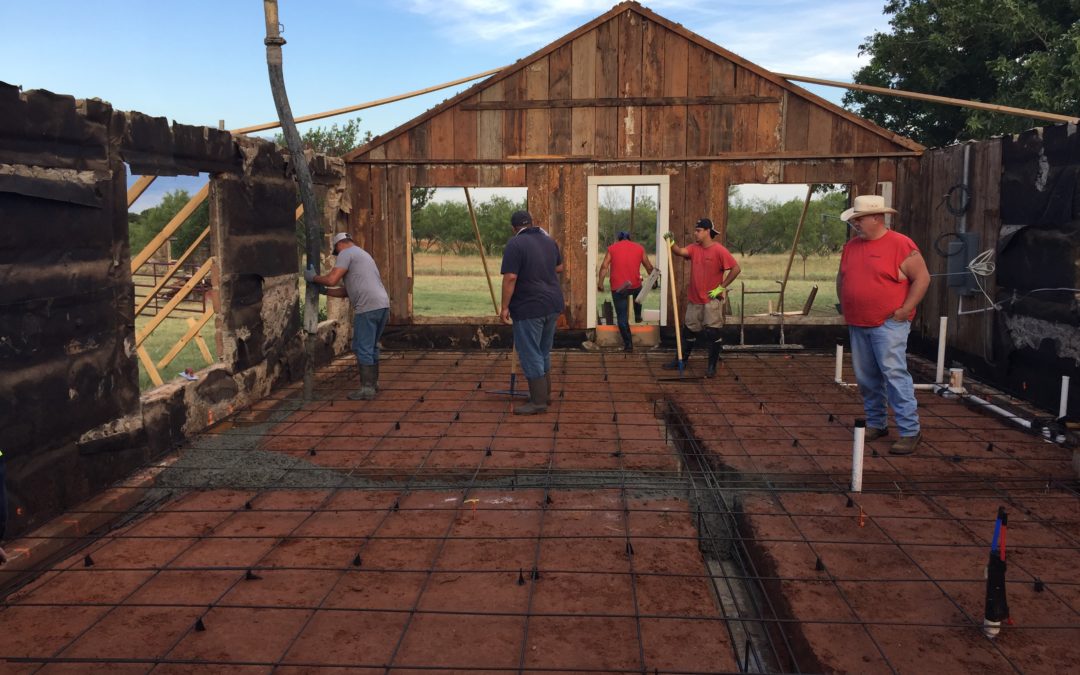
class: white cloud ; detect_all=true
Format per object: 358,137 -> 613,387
405,0 -> 887,80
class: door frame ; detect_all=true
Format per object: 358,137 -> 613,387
586,175 -> 670,329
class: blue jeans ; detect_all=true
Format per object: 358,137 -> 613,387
353,307 -> 389,366
611,288 -> 641,346
848,319 -> 920,436
513,313 -> 559,380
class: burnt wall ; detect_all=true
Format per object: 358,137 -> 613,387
0,84 -> 141,536
994,125 -> 1080,416
0,81 -> 349,540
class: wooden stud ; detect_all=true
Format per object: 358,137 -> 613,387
157,309 -> 215,369
135,258 -> 214,348
130,183 -> 209,273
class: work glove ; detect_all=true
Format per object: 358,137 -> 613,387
708,285 -> 726,300
303,264 -> 316,283
662,232 -> 675,246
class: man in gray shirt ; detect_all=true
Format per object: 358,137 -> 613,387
305,232 -> 390,400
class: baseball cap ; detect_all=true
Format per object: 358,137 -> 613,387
331,232 -> 352,247
510,210 -> 533,227
694,218 -> 718,236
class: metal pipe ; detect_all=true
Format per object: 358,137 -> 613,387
834,341 -> 844,384
850,419 -> 865,493
1059,375 -> 1070,419
935,316 -> 947,384
958,145 -> 971,234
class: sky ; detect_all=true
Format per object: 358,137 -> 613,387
1,0 -> 894,207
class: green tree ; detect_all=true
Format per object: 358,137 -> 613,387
274,117 -> 372,156
845,0 -> 1080,147
129,189 -> 209,261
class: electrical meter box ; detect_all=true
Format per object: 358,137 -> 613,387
946,232 -> 981,295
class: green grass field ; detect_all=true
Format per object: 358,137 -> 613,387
412,252 -> 840,319
135,314 -> 218,391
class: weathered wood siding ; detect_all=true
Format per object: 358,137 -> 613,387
346,4 -> 920,327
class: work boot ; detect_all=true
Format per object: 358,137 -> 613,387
545,371 -> 551,401
372,361 -> 379,392
514,375 -> 549,415
348,364 -> 377,400
706,341 -> 722,377
865,427 -> 889,441
889,433 -> 921,455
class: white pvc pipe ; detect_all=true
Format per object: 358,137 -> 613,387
851,420 -> 866,493
965,394 -> 1033,430
834,343 -> 844,384
935,316 -> 948,384
949,368 -> 965,394
1060,375 -> 1070,419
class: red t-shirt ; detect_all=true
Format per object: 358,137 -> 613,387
839,230 -> 919,327
686,242 -> 737,304
607,240 -> 646,290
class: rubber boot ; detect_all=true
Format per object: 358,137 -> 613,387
514,375 -> 549,415
633,300 -> 643,323
705,329 -> 722,377
348,364 -> 377,400
662,332 -> 695,369
372,361 -> 379,392
545,371 -> 551,401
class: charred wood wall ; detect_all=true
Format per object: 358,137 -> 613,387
0,82 -> 344,539
900,125 -> 1079,418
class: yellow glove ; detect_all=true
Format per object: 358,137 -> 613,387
708,285 -> 726,299
662,232 -> 675,247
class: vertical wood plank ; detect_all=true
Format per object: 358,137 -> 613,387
595,19 -> 619,158
503,71 -> 526,158
709,54 -> 735,154
618,10 -> 643,158
661,28 -> 688,158
640,16 -> 664,159
429,110 -> 454,160
407,121 -> 430,161
685,44 -> 711,155
571,29 -> 598,156
732,66 -> 758,153
454,98 -> 478,161
477,80 -> 505,160
525,57 -> 551,156
549,43 -> 573,156
806,105 -> 834,154
784,95 -> 810,152
755,79 -> 783,153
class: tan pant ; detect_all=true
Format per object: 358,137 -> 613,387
684,298 -> 726,331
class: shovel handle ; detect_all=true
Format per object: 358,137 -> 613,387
666,243 -> 683,362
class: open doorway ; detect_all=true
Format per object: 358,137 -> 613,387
410,186 -> 528,319
586,176 -> 670,329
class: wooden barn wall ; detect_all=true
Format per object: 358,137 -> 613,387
894,141 -> 1002,360
354,10 -> 906,166
350,157 -> 902,328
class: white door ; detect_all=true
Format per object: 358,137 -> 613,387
586,175 -> 670,329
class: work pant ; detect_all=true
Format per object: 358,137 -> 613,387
352,307 -> 390,366
611,287 -> 642,347
512,312 -> 560,380
848,319 -> 920,436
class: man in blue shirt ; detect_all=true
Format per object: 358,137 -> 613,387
500,211 -> 565,415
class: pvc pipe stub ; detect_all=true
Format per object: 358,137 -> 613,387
854,418 -> 866,428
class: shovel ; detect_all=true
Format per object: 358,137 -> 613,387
488,345 -> 529,397
659,239 -> 702,381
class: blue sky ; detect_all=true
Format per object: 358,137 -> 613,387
1,1 -> 893,207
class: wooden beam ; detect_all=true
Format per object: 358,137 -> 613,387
134,226 -> 210,318
354,150 -> 921,165
775,72 -> 1080,125
130,183 -> 210,273
135,258 -> 214,347
231,66 -> 505,135
461,95 -> 779,111
137,346 -> 164,387
157,309 -> 215,370
464,187 -> 500,315
127,175 -> 155,207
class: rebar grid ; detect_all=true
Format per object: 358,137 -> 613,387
0,350 -> 1076,674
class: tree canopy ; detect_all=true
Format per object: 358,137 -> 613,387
129,189 -> 209,262
273,117 -> 372,156
845,0 -> 1080,147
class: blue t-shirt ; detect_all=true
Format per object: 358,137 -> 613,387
500,227 -> 565,320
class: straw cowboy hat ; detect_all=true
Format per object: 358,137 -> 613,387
841,195 -> 898,222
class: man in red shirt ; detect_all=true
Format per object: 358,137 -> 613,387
597,231 -> 655,351
662,218 -> 741,377
836,195 -> 930,455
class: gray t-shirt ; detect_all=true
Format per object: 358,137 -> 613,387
334,245 -> 390,314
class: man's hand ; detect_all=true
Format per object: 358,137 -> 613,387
597,280 -> 604,292
892,306 -> 913,322
500,307 -> 512,324
708,285 -> 726,300
303,264 -> 317,283
662,232 -> 675,246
